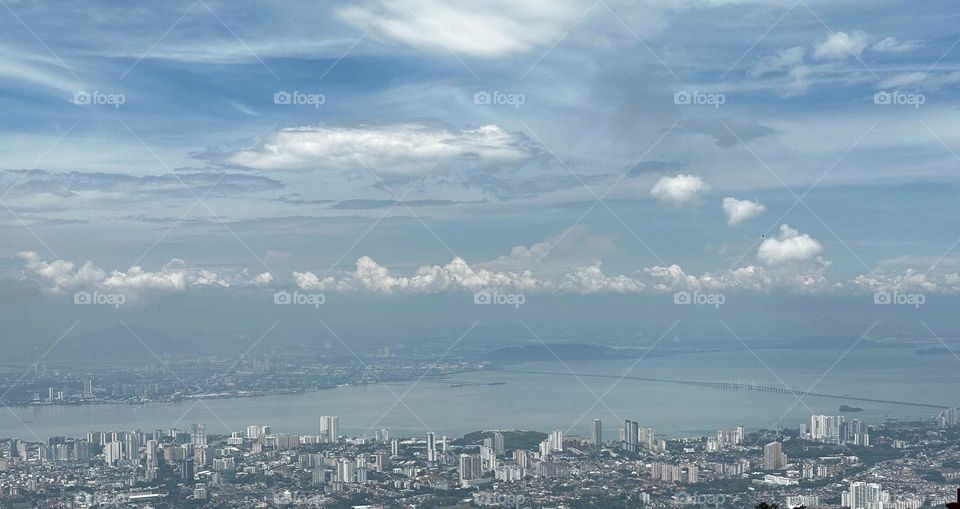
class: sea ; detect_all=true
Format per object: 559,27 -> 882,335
1,347 -> 956,441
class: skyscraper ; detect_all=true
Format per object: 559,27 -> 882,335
319,416 -> 339,443
426,432 -> 437,462
191,423 -> 206,447
623,420 -> 639,453
592,419 -> 602,451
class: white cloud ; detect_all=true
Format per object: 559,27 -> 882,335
18,251 -> 105,292
222,123 -> 532,177
337,0 -> 588,58
558,265 -> 644,293
650,174 -> 709,205
18,251 -> 272,294
749,46 -> 805,77
813,31 -> 869,60
722,197 -> 766,225
756,224 -> 823,266
294,256 -> 543,294
872,36 -> 921,53
878,71 -> 926,89
850,269 -> 960,294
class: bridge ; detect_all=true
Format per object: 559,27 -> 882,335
498,369 -> 951,410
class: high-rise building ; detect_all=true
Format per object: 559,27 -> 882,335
549,430 -> 563,452
337,457 -> 356,483
763,441 -> 787,470
593,419 -> 602,451
459,454 -> 482,484
426,432 -> 437,462
638,427 -> 655,450
181,457 -> 195,484
623,420 -> 638,453
717,426 -> 744,446
939,407 -> 959,428
191,423 -> 206,447
145,440 -> 159,470
841,419 -> 870,446
390,438 -> 399,457
843,481 -> 889,509
810,415 -> 845,442
319,416 -> 339,443
355,455 -> 368,483
493,432 -> 505,455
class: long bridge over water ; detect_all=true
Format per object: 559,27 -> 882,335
498,369 -> 951,410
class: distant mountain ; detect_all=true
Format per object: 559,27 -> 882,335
782,336 -> 887,349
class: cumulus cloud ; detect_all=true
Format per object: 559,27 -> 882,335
756,224 -> 823,266
294,256 -> 543,294
18,251 -> 272,294
850,269 -> 960,294
813,31 -> 869,60
558,265 -> 644,293
722,197 -> 766,225
644,264 -> 773,292
650,174 -> 708,205
216,123 -> 533,177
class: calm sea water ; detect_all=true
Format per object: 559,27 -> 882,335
2,348 -> 955,441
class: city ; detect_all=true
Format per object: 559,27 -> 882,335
1,408 -> 959,508
3,0 -> 960,507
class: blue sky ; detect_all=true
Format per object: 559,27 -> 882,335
2,0 -> 960,308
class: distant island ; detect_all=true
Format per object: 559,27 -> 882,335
840,405 -> 865,412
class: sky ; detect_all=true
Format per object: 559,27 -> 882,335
2,0 -> 960,345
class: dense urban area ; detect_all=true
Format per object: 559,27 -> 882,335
1,405 -> 959,508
